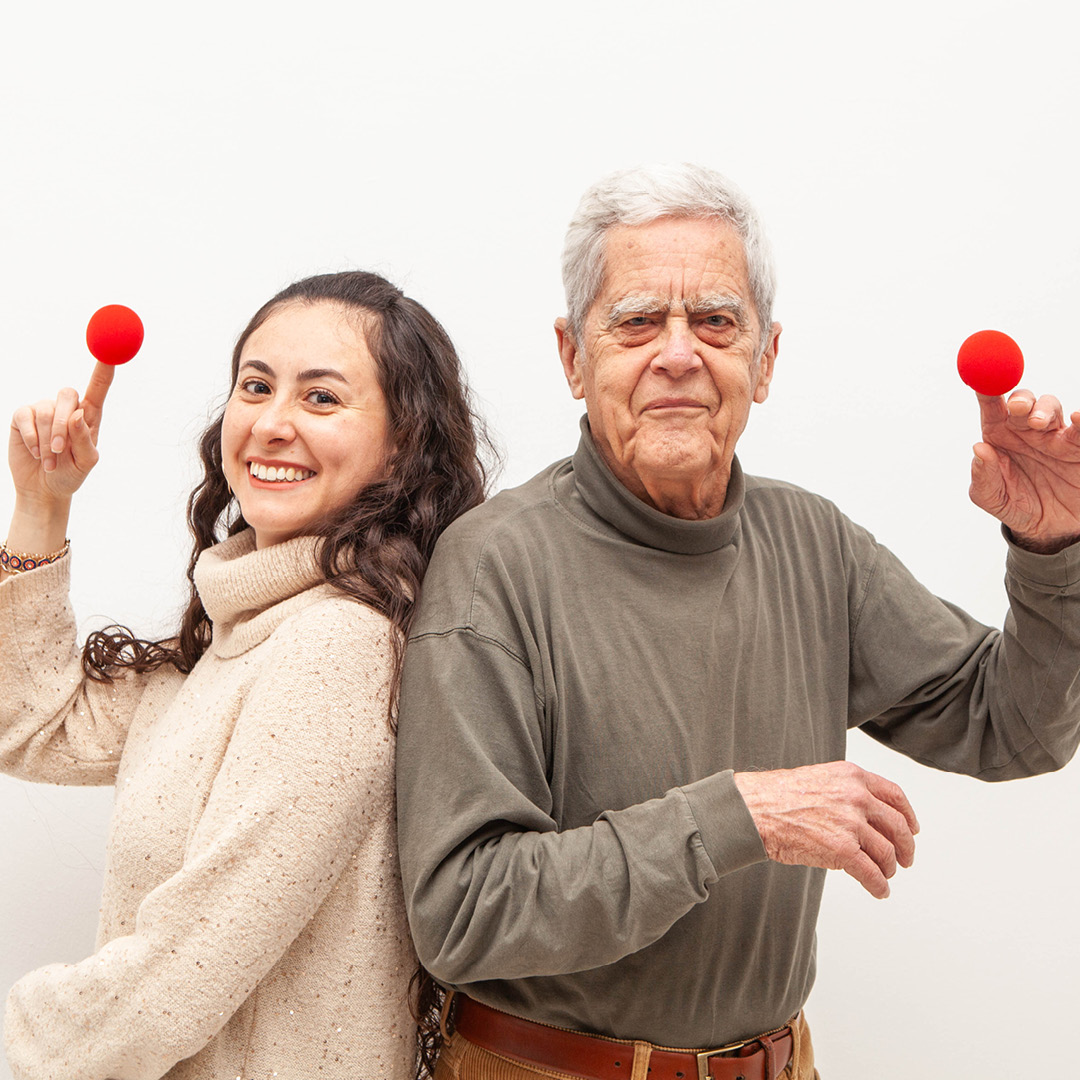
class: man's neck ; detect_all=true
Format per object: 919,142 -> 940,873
593,437 -> 731,521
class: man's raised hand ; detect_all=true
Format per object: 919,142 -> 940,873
970,389 -> 1080,553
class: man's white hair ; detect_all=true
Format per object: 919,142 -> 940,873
561,163 -> 777,347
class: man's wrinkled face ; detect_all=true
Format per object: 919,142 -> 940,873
557,217 -> 780,519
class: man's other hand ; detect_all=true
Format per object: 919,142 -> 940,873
971,390 -> 1080,553
733,762 -> 919,899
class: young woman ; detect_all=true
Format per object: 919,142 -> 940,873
0,272 -> 489,1080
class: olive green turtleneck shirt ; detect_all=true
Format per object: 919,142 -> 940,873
396,421 -> 1080,1047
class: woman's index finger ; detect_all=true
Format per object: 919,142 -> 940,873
82,361 -> 115,415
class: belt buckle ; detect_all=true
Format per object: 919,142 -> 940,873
696,1037 -> 750,1080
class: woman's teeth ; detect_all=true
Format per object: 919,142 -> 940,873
249,463 -> 314,482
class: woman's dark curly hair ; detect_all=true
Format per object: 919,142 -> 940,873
81,270 -> 490,1075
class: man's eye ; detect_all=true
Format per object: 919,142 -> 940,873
624,317 -> 651,327
705,315 -> 732,327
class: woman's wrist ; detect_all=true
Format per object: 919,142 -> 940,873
6,495 -> 72,560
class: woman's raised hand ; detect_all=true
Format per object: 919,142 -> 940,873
8,363 -> 114,504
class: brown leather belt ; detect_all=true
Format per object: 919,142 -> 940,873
452,994 -> 794,1080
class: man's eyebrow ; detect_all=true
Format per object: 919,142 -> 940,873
237,359 -> 350,384
604,293 -> 748,328
604,295 -> 670,327
684,294 -> 748,321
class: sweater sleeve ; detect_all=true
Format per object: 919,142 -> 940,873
849,530 -> 1080,778
0,558 -> 184,786
4,599 -> 397,1080
395,551 -> 765,987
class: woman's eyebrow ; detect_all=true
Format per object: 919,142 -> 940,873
237,359 -> 349,384
297,367 -> 349,384
238,359 -> 274,376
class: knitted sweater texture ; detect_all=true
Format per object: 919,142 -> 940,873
0,531 -> 415,1080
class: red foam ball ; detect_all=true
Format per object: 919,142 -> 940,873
86,304 -> 144,365
957,329 -> 1023,396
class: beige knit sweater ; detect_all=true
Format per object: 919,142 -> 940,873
0,530 -> 416,1080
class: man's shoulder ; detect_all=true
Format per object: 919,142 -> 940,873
744,470 -> 825,499
432,456 -> 571,560
741,470 -> 878,558
413,457 -> 572,633
743,471 -> 845,518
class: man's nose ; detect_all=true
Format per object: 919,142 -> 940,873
652,321 -> 702,377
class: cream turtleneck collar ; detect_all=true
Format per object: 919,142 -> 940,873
193,530 -> 337,657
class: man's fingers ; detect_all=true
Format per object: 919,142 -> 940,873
1005,389 -> 1066,431
1008,392 -> 1064,431
1005,389 -> 1036,417
82,362 -> 115,424
855,821 -> 898,881
843,849 -> 891,900
976,391 -> 1010,430
1032,394 -> 1065,430
862,769 -> 920,835
1064,411 -> 1080,445
969,442 -> 1008,518
49,387 -> 80,457
861,773 -> 918,870
865,800 -> 916,869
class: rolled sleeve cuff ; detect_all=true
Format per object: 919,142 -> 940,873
1004,527 -> 1080,589
681,770 -> 768,878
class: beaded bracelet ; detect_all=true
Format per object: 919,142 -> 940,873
0,539 -> 70,575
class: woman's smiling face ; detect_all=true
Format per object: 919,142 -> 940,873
221,301 -> 391,548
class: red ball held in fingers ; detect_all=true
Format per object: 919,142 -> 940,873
86,305 -> 144,365
957,330 -> 1024,397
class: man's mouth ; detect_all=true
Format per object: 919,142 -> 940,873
645,398 -> 708,410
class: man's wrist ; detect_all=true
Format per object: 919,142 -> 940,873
1005,527 -> 1080,555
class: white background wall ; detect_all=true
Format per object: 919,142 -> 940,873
1,2 -> 1077,1076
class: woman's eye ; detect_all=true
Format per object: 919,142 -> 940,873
240,378 -> 271,395
306,389 -> 340,407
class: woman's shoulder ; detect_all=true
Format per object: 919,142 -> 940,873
243,593 -> 396,732
273,590 -> 394,649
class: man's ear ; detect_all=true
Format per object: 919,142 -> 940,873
753,322 -> 782,404
555,317 -> 585,400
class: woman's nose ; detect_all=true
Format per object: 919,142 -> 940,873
251,399 -> 296,444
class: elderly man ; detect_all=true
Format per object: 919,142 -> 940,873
396,164 -> 1080,1080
